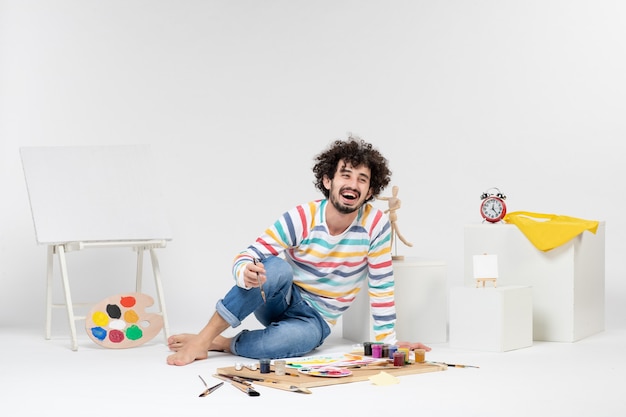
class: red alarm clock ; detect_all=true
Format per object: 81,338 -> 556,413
480,187 -> 507,223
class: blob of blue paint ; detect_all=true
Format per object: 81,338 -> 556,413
90,326 -> 108,341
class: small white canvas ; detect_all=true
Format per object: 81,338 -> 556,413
473,254 -> 498,279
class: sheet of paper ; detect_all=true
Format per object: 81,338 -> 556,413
368,371 -> 400,385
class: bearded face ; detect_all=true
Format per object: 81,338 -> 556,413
325,161 -> 372,214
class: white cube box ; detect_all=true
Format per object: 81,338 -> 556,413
342,257 -> 447,344
449,286 -> 533,352
464,222 -> 605,342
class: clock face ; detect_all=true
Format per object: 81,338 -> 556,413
480,197 -> 506,223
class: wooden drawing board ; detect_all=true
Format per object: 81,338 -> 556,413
215,361 -> 446,389
20,145 -> 172,244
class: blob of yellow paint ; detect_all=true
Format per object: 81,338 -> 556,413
92,311 -> 109,327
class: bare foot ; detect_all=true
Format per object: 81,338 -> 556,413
166,334 -> 209,366
166,334 -> 233,366
209,335 -> 231,352
167,333 -> 195,352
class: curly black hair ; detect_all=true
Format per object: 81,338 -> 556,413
312,135 -> 392,203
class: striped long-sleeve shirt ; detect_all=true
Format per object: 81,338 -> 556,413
232,199 -> 397,344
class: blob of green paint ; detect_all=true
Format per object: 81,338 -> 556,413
126,324 -> 143,340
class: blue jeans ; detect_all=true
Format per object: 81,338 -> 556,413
215,256 -> 331,359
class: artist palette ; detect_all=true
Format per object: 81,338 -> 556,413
85,292 -> 163,349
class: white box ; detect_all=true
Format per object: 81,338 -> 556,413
464,222 -> 605,342
449,286 -> 533,352
342,257 -> 447,344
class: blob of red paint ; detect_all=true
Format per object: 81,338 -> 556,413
120,296 -> 136,308
108,329 -> 125,343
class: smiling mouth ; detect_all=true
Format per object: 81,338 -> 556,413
341,189 -> 359,202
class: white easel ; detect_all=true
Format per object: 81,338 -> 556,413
21,145 -> 173,351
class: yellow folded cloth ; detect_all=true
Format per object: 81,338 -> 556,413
503,211 -> 599,252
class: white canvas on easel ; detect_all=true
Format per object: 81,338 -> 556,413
20,145 -> 173,350
473,254 -> 499,287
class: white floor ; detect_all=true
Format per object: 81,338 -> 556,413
2,324 -> 625,417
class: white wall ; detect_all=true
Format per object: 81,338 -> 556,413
1,1 -> 625,335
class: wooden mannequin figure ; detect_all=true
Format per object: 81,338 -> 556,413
379,185 -> 413,260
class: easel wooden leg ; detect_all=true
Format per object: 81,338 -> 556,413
150,248 -> 170,341
136,247 -> 144,293
475,278 -> 497,288
57,245 -> 79,351
134,247 -> 170,342
45,245 -> 54,340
